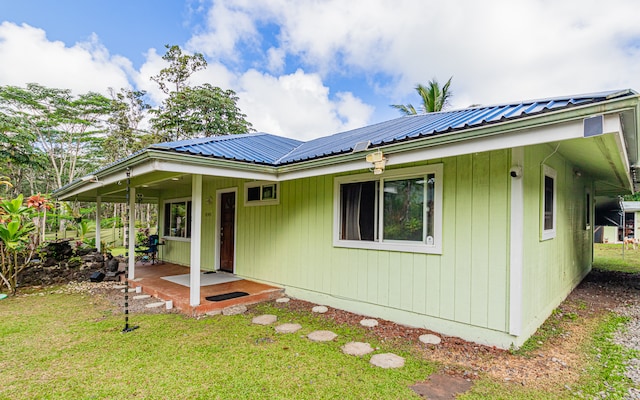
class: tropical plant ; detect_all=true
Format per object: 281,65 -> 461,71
392,76 -> 453,115
0,194 -> 39,294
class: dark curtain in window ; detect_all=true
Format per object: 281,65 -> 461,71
341,182 -> 375,241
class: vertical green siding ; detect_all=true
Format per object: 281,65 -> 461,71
520,144 -> 592,337
487,150 -> 510,330
231,149 -> 511,333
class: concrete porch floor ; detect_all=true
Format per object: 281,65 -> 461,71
125,261 -> 284,315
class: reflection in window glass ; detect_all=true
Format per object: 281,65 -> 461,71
339,173 -> 436,245
163,200 -> 192,238
383,178 -> 424,241
544,175 -> 554,231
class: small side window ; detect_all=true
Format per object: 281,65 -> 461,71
585,188 -> 591,230
244,181 -> 279,206
541,165 -> 557,240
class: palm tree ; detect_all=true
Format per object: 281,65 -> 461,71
392,76 -> 453,115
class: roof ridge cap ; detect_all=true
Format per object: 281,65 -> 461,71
273,139 -> 308,165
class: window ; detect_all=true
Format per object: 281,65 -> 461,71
163,199 -> 192,239
585,188 -> 591,230
244,181 -> 279,206
334,164 -> 442,254
541,165 -> 556,240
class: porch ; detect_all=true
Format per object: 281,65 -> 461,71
126,261 -> 285,315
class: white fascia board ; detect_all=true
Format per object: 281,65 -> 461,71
56,160 -> 162,200
387,120 -> 584,168
608,115 -> 633,190
277,159 -> 372,181
276,120 -> 585,182
154,159 -> 277,181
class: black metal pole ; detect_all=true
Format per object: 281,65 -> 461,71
54,200 -> 58,242
122,167 -> 138,333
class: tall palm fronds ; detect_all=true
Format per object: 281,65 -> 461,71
392,76 -> 453,115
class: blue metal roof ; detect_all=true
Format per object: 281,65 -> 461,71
148,89 -> 637,166
150,132 -> 303,165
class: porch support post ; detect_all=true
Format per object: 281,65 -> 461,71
95,196 -> 101,253
128,186 -> 136,280
190,174 -> 203,306
509,147 -> 524,336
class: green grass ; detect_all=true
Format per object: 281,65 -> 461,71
0,291 -> 437,399
594,243 -> 640,273
2,242 -> 639,399
578,314 -> 638,398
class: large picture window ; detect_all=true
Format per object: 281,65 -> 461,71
334,165 -> 442,254
163,199 -> 192,239
541,165 -> 557,240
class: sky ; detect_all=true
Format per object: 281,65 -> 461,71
1,0 -> 640,141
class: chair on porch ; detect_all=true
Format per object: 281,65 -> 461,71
135,234 -> 159,265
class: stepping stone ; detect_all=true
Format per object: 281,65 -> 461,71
275,323 -> 302,334
222,305 -> 247,316
113,285 -> 126,289
360,318 -> 378,327
275,297 -> 290,303
307,330 -> 337,342
419,334 -> 442,345
121,288 -> 136,293
252,314 -> 278,325
312,305 -> 328,313
342,342 -> 374,356
145,301 -> 166,309
370,353 -> 405,369
133,294 -> 151,300
206,310 -> 222,316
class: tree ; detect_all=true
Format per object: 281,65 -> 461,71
0,110 -> 45,196
151,84 -> 252,141
151,44 -> 206,95
392,76 -> 453,115
0,84 -> 113,189
102,88 -> 150,162
149,45 -> 253,141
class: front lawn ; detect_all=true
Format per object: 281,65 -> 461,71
0,290 -> 436,399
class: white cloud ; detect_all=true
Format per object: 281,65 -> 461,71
237,69 -> 373,140
5,1 -> 640,144
193,0 -> 640,109
0,22 -> 131,95
186,0 -> 259,61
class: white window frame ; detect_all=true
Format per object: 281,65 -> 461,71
162,197 -> 192,242
541,165 -> 557,241
333,164 -> 443,254
244,181 -> 279,206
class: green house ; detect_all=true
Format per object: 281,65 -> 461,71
55,89 -> 640,348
